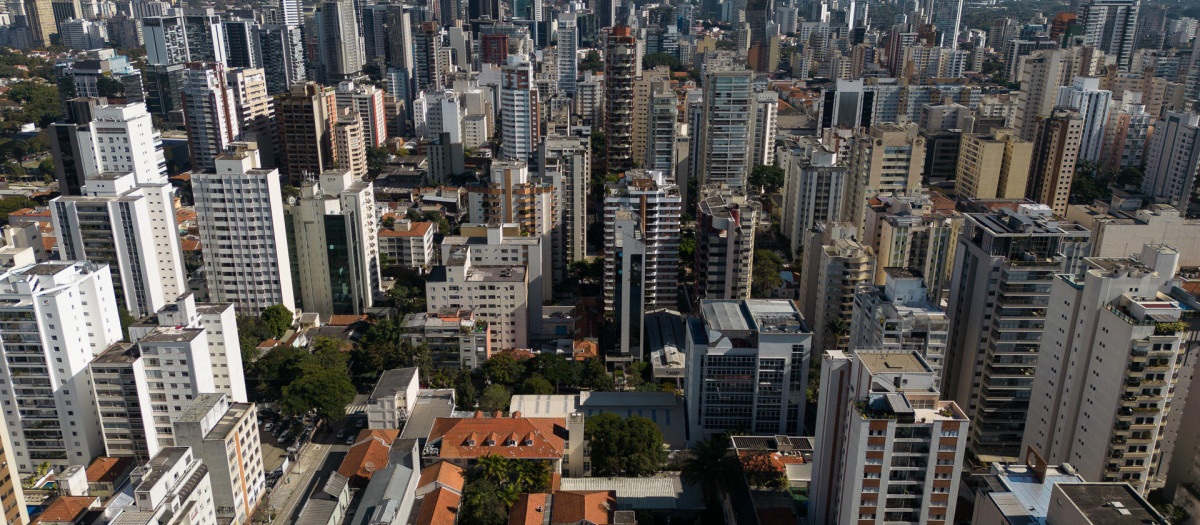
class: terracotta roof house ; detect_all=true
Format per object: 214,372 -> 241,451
413,486 -> 461,525
31,496 -> 98,525
338,429 -> 401,487
508,490 -> 622,525
416,460 -> 465,497
84,457 -> 135,499
425,412 -> 576,473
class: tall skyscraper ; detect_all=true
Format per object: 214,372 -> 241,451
333,108 -> 368,178
275,82 -> 337,180
696,189 -> 757,300
0,261 -> 122,473
645,87 -> 678,171
182,8 -> 227,65
173,394 -> 265,525
24,0 -> 59,46
604,26 -> 637,173
289,169 -> 380,320
142,14 -> 189,66
181,61 -> 240,172
336,80 -> 387,147
193,147 -> 295,313
1078,0 -> 1139,70
413,21 -> 444,93
1141,111 -> 1200,209
1027,109 -> 1084,216
844,123 -> 926,235
557,12 -> 578,95
944,205 -> 1091,463
539,136 -> 590,279
698,67 -> 755,189
955,128 -> 1033,201
1054,76 -> 1112,162
255,24 -> 306,95
751,90 -> 779,166
1013,47 -> 1106,141
499,55 -> 539,161
1023,244 -> 1190,494
779,140 -> 847,255
226,68 -> 276,167
932,0 -> 965,48
317,0 -> 365,82
603,169 -> 682,314
222,18 -> 259,68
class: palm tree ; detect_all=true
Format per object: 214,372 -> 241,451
680,435 -> 741,509
475,454 -> 510,484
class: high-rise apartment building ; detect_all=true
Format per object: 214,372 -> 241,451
289,168 -> 380,320
335,80 -> 387,147
696,189 -> 758,300
193,147 -> 295,313
603,170 -> 682,314
225,68 -> 275,167
610,210 -> 648,362
332,108 -> 368,178
439,225 -> 547,341
604,26 -> 637,173
1024,244 -> 1190,493
125,447 -> 217,525
426,246 -> 532,350
275,82 -> 337,180
645,88 -> 678,172
25,0 -> 59,47
851,269 -> 950,384
182,9 -> 226,65
1014,47 -> 1106,141
500,55 -> 540,161
142,14 -> 189,65
0,262 -> 122,473
1054,76 -> 1112,162
932,0 -> 965,48
778,140 -> 847,256
632,67 -> 671,167
809,349 -> 968,525
1104,96 -> 1151,169
254,24 -> 306,95
862,194 -> 957,301
750,91 -> 780,167
798,223 -> 875,352
316,0 -> 364,82
1027,109 -> 1084,216
1141,111 -> 1200,209
844,123 -> 926,236
181,61 -> 240,172
955,128 -> 1033,201
173,393 -> 265,525
685,299 -> 812,439
413,22 -> 444,93
944,204 -> 1092,462
698,67 -> 755,189
466,162 -> 554,275
557,12 -> 578,95
1078,0 -> 1139,70
222,18 -> 258,69
133,294 -> 247,402
539,136 -> 590,278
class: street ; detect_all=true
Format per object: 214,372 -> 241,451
266,429 -> 352,524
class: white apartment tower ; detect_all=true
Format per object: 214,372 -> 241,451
1023,244 -> 1191,493
173,394 -> 265,525
698,67 -> 755,189
137,294 -> 247,402
181,61 -> 240,172
809,349 -> 968,525
500,55 -> 539,161
193,147 -> 295,313
778,140 -> 848,256
1141,111 -> 1200,209
335,80 -> 387,147
1054,76 -> 1112,162
557,12 -> 578,95
426,246 -> 531,349
124,447 -> 218,525
603,170 -> 682,314
851,269 -> 951,385
696,189 -> 758,300
0,262 -> 122,473
539,136 -> 590,278
289,168 -> 380,321
750,90 -> 779,167
1079,0 -> 1139,70
439,225 -> 546,342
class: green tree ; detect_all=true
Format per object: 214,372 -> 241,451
642,52 -> 683,71
581,50 -> 604,72
482,353 -> 524,385
4,82 -> 63,127
455,371 -> 478,410
459,479 -> 510,525
0,196 -> 34,221
749,165 -> 786,194
752,250 -> 784,297
680,435 -> 741,510
525,353 -> 576,392
518,374 -> 554,395
249,345 -> 308,400
580,358 -> 616,391
478,384 -> 512,413
260,304 -> 293,339
280,366 -> 356,418
367,146 -> 390,175
37,159 -> 54,175
584,413 -> 667,476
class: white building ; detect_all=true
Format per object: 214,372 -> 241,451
539,136 -> 590,280
335,80 -> 387,147
850,268 -> 950,385
1141,111 -> 1200,209
809,349 -> 968,525
379,221 -> 436,272
193,147 -> 295,313
181,61 -> 240,172
439,225 -> 546,340
289,168 -> 380,320
778,140 -> 847,256
173,394 -> 265,525
685,299 -> 812,440
698,67 -> 755,188
603,170 -> 682,314
500,55 -> 539,161
366,368 -> 419,430
750,90 -> 779,167
139,294 -> 247,402
120,447 -> 218,525
1023,245 -> 1190,493
426,249 -> 530,350
0,262 -> 122,473
556,12 -> 578,95
1054,76 -> 1112,162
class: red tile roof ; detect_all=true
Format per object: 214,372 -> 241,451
414,487 -> 461,525
550,490 -> 616,525
328,314 -> 369,326
176,209 -> 197,222
10,208 -> 49,218
428,414 -> 566,460
337,429 -> 400,486
378,222 -> 433,237
85,457 -> 134,484
32,496 -> 95,524
42,236 -> 55,252
181,238 -> 201,251
508,493 -> 550,525
418,461 -> 465,493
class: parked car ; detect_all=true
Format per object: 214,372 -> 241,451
346,435 -> 356,445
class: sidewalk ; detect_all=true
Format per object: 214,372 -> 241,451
267,440 -> 332,523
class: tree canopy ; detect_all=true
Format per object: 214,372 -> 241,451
584,413 -> 667,477
260,304 -> 293,339
248,342 -> 357,418
749,165 -> 786,194
752,250 -> 785,297
459,456 -> 552,525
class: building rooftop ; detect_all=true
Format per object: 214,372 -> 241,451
139,327 -> 204,344
134,447 -> 189,493
1054,483 -> 1167,524
32,496 -> 96,524
857,351 -> 932,375
983,463 -> 1085,523
701,299 -> 809,334
369,368 -> 418,403
413,487 -> 460,525
86,456 -> 135,484
92,342 -> 138,364
417,461 -> 465,493
339,429 -> 401,485
399,389 -> 457,442
427,413 -> 566,460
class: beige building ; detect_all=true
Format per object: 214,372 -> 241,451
1067,201 -> 1200,265
844,123 -> 926,235
173,394 -> 265,525
0,411 -> 27,525
1027,109 -> 1083,216
631,66 -> 671,165
333,108 -> 368,178
799,223 -> 875,352
955,128 -> 1033,201
1014,46 -> 1106,140
379,221 -> 436,271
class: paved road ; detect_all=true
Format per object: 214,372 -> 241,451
268,430 -> 352,524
